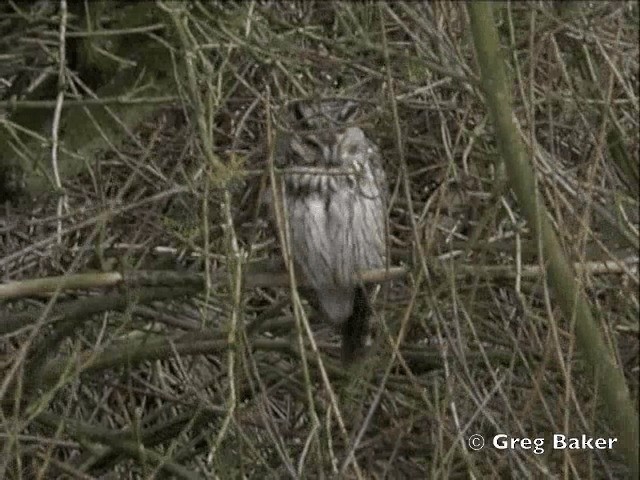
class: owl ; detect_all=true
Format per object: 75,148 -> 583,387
272,101 -> 387,362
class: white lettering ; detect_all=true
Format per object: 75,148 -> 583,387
554,434 -> 618,450
493,434 -> 508,449
554,434 -> 567,449
492,434 -> 617,454
493,435 -> 545,455
533,437 -> 545,455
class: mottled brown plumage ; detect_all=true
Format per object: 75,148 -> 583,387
273,101 -> 387,361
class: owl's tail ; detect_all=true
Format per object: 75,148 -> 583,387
341,285 -> 372,363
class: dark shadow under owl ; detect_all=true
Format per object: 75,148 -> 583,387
270,100 -> 388,362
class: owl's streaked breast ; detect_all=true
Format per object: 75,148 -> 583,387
273,102 -> 387,328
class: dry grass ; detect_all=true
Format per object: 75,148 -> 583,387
0,1 -> 638,478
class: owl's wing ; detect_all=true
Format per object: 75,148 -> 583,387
355,140 -> 388,206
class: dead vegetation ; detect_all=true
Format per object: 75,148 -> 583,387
0,1 -> 638,478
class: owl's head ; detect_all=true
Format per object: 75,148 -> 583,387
280,100 -> 371,169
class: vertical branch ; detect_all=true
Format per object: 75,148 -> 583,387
158,1 -> 227,180
208,189 -> 241,460
52,0 -> 69,243
467,3 -> 638,476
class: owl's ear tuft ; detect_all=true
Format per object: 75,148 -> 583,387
289,99 -> 360,128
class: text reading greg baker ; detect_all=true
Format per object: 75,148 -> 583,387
468,433 -> 618,454
493,434 -> 617,455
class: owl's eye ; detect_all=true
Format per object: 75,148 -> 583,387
290,135 -> 319,160
302,136 -> 321,151
337,102 -> 358,123
346,143 -> 359,156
